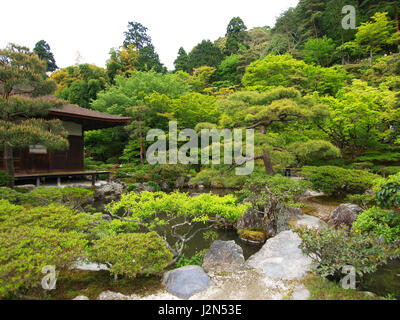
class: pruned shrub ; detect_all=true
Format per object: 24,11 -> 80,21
0,203 -> 100,234
0,227 -> 87,298
295,227 -> 399,277
89,232 -> 173,279
353,207 -> 400,243
0,187 -> 27,204
0,170 -> 12,187
374,172 -> 400,209
299,166 -> 380,196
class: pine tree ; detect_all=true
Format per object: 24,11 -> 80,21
0,44 -> 69,185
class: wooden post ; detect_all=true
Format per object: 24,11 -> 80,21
57,177 -> 61,187
91,174 -> 96,186
107,172 -> 111,183
36,177 -> 40,187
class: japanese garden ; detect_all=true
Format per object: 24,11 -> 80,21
0,0 -> 400,301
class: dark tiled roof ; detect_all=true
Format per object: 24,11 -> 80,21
50,103 -> 131,122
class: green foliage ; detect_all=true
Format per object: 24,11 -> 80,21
0,187 -> 26,204
89,232 -> 172,278
295,226 -> 399,277
175,250 -> 207,268
0,227 -> 87,298
186,40 -> 224,71
33,40 -> 58,72
345,193 -> 375,210
300,166 -> 380,196
242,54 -> 349,95
50,64 -> 107,108
374,172 -> 400,209
107,191 -> 250,224
353,206 -> 400,243
287,140 -> 340,165
303,36 -> 336,67
0,202 -> 100,234
240,174 -> 309,207
0,171 -> 12,187
26,187 -> 94,210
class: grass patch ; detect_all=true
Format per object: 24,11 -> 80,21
302,273 -> 385,300
23,270 -> 163,300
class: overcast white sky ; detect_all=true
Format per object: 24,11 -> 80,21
1,0 -> 299,70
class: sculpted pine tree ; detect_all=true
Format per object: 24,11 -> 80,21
0,44 -> 69,185
219,88 -> 314,175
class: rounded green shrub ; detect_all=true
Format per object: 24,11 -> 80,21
300,166 -> 380,196
0,170 -> 12,187
374,172 -> 400,209
0,227 -> 87,298
89,232 -> 173,278
353,206 -> 400,243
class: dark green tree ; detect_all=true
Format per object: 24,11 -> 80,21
122,21 -> 165,73
187,40 -> 224,72
33,40 -> 58,72
174,47 -> 190,72
225,17 -> 248,55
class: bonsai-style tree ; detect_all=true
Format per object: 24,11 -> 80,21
0,44 -> 69,185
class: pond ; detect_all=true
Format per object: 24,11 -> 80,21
359,259 -> 400,299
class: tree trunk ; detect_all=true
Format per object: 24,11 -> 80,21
260,125 -> 266,134
312,19 -> 318,39
262,150 -> 274,176
285,26 -> 291,52
139,118 -> 144,165
3,143 -> 15,187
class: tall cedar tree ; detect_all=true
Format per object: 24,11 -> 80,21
33,40 -> 58,72
0,44 -> 69,185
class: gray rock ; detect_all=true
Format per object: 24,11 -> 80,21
162,265 -> 212,299
292,214 -> 328,230
291,284 -> 310,300
160,181 -> 170,192
95,181 -> 125,201
73,295 -> 89,300
303,190 -> 324,197
246,230 -> 312,280
98,291 -> 128,300
72,259 -> 109,271
175,176 -> 185,188
142,183 -> 155,192
16,184 -> 36,191
202,240 -> 245,273
236,209 -> 263,230
329,204 -> 363,229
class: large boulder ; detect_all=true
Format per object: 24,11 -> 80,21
246,230 -> 312,280
175,176 -> 186,189
95,181 -> 125,202
236,209 -> 263,230
202,240 -> 245,273
162,265 -> 212,299
328,204 -> 363,229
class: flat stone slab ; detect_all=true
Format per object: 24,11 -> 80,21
246,230 -> 311,280
291,214 -> 328,230
291,284 -> 311,300
162,265 -> 213,299
71,259 -> 109,271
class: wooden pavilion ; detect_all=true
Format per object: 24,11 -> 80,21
1,99 -> 131,185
